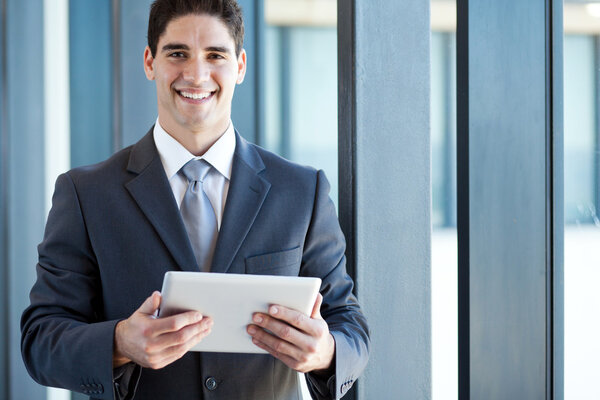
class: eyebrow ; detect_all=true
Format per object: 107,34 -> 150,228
160,44 -> 232,54
161,43 -> 190,53
205,46 -> 231,54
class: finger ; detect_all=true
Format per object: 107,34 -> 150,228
153,311 -> 205,335
247,325 -> 305,362
266,305 -> 320,337
138,291 -> 161,315
154,317 -> 213,348
310,293 -> 323,320
251,313 -> 311,349
250,336 -> 307,372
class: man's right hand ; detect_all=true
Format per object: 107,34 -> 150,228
113,291 -> 213,369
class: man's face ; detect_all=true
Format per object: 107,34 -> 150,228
144,13 -> 246,136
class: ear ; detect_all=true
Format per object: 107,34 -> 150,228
143,46 -> 156,81
236,49 -> 247,84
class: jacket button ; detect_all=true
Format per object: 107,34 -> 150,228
205,376 -> 218,391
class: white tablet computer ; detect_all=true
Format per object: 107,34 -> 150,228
158,271 -> 322,354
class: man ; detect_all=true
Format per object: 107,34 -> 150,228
21,0 -> 369,399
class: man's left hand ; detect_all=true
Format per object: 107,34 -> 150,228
246,293 -> 335,374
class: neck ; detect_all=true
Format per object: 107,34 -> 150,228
159,119 -> 230,156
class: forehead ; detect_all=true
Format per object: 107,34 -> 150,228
158,13 -> 235,50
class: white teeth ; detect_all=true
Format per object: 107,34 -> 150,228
180,91 -> 212,100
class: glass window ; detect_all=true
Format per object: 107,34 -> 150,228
564,35 -> 596,224
563,2 -> 600,398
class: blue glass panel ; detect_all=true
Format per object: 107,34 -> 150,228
120,0 -> 156,148
564,35 -> 596,225
69,0 -> 112,167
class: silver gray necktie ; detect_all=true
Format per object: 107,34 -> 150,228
179,159 -> 218,271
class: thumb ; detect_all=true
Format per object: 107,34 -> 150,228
311,293 -> 323,320
138,291 -> 161,315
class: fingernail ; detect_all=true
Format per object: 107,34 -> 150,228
270,306 -> 278,315
195,312 -> 203,321
253,314 -> 263,323
248,326 -> 256,334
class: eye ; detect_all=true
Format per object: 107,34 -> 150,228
168,51 -> 186,58
208,53 -> 225,60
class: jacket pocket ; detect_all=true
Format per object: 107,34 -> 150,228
245,246 -> 302,276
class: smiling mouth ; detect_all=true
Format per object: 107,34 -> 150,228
177,90 -> 216,101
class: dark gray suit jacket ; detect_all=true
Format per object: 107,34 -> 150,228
21,129 -> 369,399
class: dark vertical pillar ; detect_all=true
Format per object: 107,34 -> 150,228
337,0 -> 356,289
70,0 -> 113,167
338,1 -> 431,399
233,0 -> 264,144
456,2 -> 470,396
456,0 -> 563,398
5,0 -> 47,398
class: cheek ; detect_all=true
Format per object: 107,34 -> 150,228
156,68 -> 177,88
215,66 -> 241,89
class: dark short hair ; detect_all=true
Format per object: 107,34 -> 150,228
147,0 -> 244,57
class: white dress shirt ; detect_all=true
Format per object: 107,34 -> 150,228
153,118 -> 235,230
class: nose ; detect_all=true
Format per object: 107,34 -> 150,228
183,57 -> 210,85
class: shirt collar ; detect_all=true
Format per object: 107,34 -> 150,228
153,118 -> 235,181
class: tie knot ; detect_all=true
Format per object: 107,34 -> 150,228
181,159 -> 212,183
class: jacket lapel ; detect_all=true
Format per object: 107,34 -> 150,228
124,129 -> 198,272
211,132 -> 271,273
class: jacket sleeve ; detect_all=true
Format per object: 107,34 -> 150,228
20,172 -> 139,399
301,170 -> 370,399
